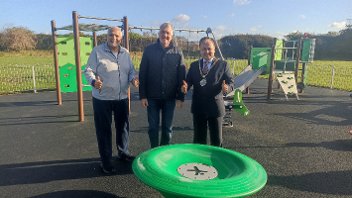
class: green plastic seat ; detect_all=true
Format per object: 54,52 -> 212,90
133,144 -> 267,198
233,89 -> 250,116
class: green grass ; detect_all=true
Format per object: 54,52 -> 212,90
0,50 -> 52,65
1,50 -> 351,95
0,51 -> 54,94
306,60 -> 352,91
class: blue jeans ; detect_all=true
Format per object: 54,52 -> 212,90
92,97 -> 129,168
147,99 -> 176,148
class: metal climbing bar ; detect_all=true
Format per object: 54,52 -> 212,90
129,25 -> 206,33
78,15 -> 124,22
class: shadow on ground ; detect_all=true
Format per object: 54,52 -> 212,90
0,158 -> 133,186
269,170 -> 352,195
30,190 -> 122,198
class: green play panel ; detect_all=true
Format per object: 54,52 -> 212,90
57,35 -> 93,92
133,144 -> 267,198
59,63 -> 92,92
250,48 -> 271,74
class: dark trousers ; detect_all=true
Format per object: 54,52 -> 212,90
193,114 -> 223,146
92,97 -> 129,168
147,99 -> 176,148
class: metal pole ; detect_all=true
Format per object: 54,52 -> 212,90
51,20 -> 62,105
73,11 -> 84,122
78,15 -> 124,22
267,38 -> 277,100
32,65 -> 37,93
330,65 -> 335,89
233,58 -> 236,76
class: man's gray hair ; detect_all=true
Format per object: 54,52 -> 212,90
159,23 -> 173,31
108,27 -> 122,34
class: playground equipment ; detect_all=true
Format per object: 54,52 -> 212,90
128,26 -> 223,59
223,89 -> 250,127
267,38 -> 316,100
133,144 -> 267,198
223,37 -> 315,125
51,11 -> 129,121
223,47 -> 272,127
225,46 -> 272,98
53,33 -> 93,93
225,37 -> 315,101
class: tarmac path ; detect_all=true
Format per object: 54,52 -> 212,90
0,79 -> 351,198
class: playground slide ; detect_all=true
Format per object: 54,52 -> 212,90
226,65 -> 266,97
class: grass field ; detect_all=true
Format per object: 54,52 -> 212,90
0,50 -> 351,95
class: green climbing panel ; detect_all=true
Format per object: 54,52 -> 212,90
250,48 -> 272,74
301,39 -> 315,62
57,35 -> 93,93
274,39 -> 284,61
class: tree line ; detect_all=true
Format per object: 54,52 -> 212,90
0,26 -> 351,60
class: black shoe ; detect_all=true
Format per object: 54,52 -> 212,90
100,164 -> 117,175
117,153 -> 135,162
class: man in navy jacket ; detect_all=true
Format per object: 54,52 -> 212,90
139,23 -> 186,148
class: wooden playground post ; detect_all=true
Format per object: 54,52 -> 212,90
51,20 -> 62,105
93,31 -> 98,47
123,16 -> 131,113
295,38 -> 302,84
245,46 -> 252,94
72,11 -> 85,122
267,38 -> 277,100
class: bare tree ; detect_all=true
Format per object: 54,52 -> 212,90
0,26 -> 37,51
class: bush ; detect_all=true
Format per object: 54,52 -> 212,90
0,27 -> 37,51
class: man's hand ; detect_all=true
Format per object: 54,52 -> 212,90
94,76 -> 103,90
141,98 -> 148,107
181,80 -> 188,94
176,100 -> 183,108
222,80 -> 228,93
132,77 -> 139,88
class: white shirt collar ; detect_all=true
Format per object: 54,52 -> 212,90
203,58 -> 214,67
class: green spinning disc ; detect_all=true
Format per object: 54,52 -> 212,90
133,144 -> 267,198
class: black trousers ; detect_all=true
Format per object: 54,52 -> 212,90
193,114 -> 223,146
92,97 -> 129,168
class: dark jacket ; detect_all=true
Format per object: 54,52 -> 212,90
186,58 -> 234,117
139,40 -> 186,101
